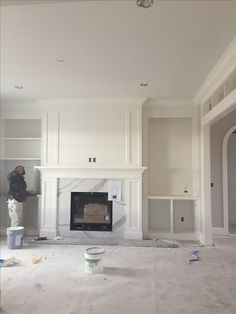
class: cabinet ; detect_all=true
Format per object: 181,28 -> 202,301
147,196 -> 197,240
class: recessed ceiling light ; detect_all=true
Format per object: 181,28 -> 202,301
140,83 -> 149,87
15,85 -> 24,89
56,58 -> 64,63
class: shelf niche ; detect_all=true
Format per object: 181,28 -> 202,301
148,117 -> 193,196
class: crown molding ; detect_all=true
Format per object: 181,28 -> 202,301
142,98 -> 195,110
194,36 -> 236,105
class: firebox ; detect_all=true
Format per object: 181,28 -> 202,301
70,192 -> 112,231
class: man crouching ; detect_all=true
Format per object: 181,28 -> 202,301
7,166 -> 27,227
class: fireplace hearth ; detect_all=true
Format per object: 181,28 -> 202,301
70,192 -> 112,231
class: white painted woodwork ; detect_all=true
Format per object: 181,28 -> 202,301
40,178 -> 58,238
142,104 -> 198,240
200,125 -> 212,245
41,102 -> 142,167
59,111 -> 127,164
147,196 -> 197,240
211,111 -> 236,230
195,36 -> 236,105
46,112 -> 59,164
228,134 -> 236,226
195,36 -> 236,244
202,89 -> 236,126
222,127 -> 235,234
125,180 -> 142,239
36,166 -> 145,239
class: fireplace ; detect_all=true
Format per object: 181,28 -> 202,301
70,192 -> 112,231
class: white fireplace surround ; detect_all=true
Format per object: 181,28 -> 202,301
35,166 -> 146,240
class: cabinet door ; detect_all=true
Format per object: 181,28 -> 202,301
59,112 -> 127,164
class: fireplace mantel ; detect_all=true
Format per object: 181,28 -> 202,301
36,165 -> 146,240
35,165 -> 146,179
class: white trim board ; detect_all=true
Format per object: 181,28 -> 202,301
194,35 -> 236,105
222,125 -> 236,236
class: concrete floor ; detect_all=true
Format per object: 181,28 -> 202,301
1,236 -> 236,314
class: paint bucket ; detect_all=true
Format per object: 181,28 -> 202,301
7,226 -> 24,249
84,247 -> 105,274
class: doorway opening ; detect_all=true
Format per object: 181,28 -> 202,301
223,126 -> 236,234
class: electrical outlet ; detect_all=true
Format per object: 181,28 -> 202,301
181,217 -> 184,222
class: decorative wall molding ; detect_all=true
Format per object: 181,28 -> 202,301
143,98 -> 195,109
222,125 -> 236,236
194,35 -> 236,105
202,89 -> 236,126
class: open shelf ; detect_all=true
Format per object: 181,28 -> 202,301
1,119 -> 41,160
0,158 -> 41,160
1,138 -> 41,141
202,68 -> 236,116
148,198 -> 196,236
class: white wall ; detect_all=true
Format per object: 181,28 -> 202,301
148,118 -> 193,196
210,109 -> 236,227
228,133 -> 236,225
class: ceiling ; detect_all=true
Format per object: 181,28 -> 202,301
1,0 -> 236,102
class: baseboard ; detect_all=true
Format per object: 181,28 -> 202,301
146,232 -> 198,241
212,227 -> 227,235
39,229 -> 57,238
124,231 -> 143,240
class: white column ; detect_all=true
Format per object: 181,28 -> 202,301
200,125 -> 213,245
40,177 -> 58,238
45,112 -> 59,165
124,179 -> 143,239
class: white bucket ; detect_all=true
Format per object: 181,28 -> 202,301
84,247 -> 105,274
7,226 -> 24,249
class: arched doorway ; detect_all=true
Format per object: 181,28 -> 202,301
223,126 -> 236,234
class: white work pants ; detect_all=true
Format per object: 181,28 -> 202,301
7,199 -> 23,227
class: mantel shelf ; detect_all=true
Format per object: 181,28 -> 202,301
145,195 -> 198,200
35,165 -> 147,179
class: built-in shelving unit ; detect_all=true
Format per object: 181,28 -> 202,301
143,108 -> 198,240
145,196 -> 198,240
0,119 -> 41,235
202,68 -> 236,116
0,119 -> 41,160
